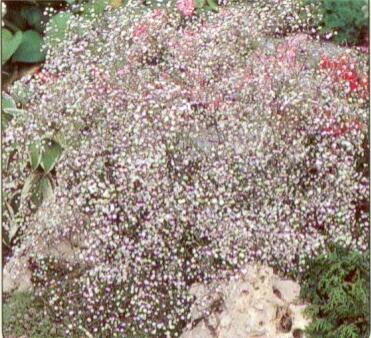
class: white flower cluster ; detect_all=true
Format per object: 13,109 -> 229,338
2,2 -> 6,26
4,1 -> 368,336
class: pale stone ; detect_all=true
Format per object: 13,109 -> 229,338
181,263 -> 309,338
3,237 -> 81,294
3,256 -> 32,293
272,278 -> 301,303
181,321 -> 214,338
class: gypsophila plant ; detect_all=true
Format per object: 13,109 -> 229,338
300,244 -> 370,338
3,0 -> 369,336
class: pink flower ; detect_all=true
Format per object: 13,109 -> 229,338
176,0 -> 194,16
151,8 -> 164,19
132,24 -> 148,38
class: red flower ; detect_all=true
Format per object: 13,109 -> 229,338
322,118 -> 362,138
319,55 -> 368,98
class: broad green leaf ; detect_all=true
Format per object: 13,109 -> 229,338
37,175 -> 54,203
93,0 -> 109,13
206,0 -> 218,11
21,171 -> 42,201
53,131 -> 68,149
2,93 -> 17,129
2,93 -> 17,110
83,0 -> 109,19
20,172 -> 53,207
40,139 -> 63,173
28,143 -> 42,171
46,12 -> 73,47
30,176 -> 53,207
21,7 -> 43,33
1,29 -> 23,65
13,30 -> 45,63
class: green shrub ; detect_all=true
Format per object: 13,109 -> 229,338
300,244 -> 370,338
302,0 -> 369,45
3,292 -> 62,338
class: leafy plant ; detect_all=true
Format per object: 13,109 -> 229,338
41,0 -> 125,48
300,244 -> 370,338
21,138 -> 63,209
301,0 -> 369,45
2,92 -> 21,128
2,92 -> 63,262
1,0 -> 126,81
3,292 -> 62,338
2,1 -> 49,64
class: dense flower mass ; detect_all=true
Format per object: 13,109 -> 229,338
3,1 -> 368,336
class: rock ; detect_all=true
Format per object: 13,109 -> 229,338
290,304 -> 310,335
181,321 -> 214,338
272,278 -> 300,303
3,237 -> 80,294
3,256 -> 33,294
181,264 -> 310,338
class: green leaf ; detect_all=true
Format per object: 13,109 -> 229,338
2,107 -> 27,117
46,12 -> 73,47
21,7 -> 43,33
2,112 -> 12,129
53,131 -> 68,149
30,176 -> 51,206
2,93 -> 17,129
21,171 -> 42,201
40,139 -> 63,173
38,175 -> 54,203
206,0 -> 218,12
12,30 -> 45,63
21,172 -> 54,207
195,0 -> 206,9
92,0 -> 109,13
1,29 -> 23,65
28,143 -> 42,171
83,0 -> 109,19
2,93 -> 17,110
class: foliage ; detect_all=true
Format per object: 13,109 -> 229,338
301,0 -> 369,45
1,29 -> 23,65
3,292 -> 62,338
300,244 -> 370,338
1,0 -> 126,67
2,1 -> 49,65
1,92 -> 63,260
12,29 -> 45,63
